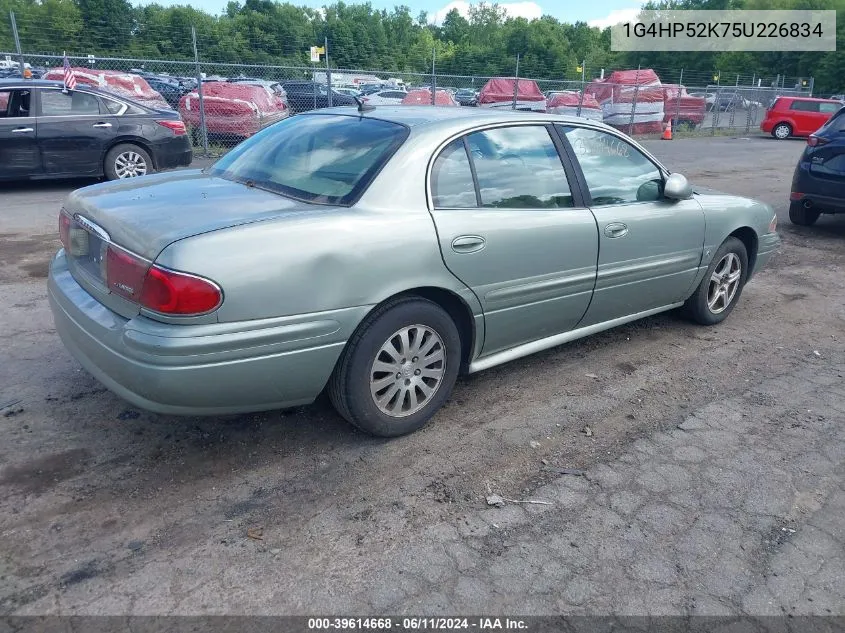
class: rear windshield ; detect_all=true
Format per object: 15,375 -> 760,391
208,114 -> 409,205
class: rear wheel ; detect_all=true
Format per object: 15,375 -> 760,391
789,201 -> 820,226
772,123 -> 792,140
104,144 -> 153,180
682,237 -> 748,326
328,297 -> 461,437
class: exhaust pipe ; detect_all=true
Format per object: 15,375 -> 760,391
803,199 -> 813,209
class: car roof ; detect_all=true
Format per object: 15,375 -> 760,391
302,105 -> 618,131
0,78 -> 118,97
778,96 -> 842,103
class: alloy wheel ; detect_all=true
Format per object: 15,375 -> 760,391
114,151 -> 148,178
707,252 -> 742,314
369,324 -> 446,418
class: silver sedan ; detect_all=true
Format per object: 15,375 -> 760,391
48,106 -> 780,437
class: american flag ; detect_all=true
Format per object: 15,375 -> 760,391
63,53 -> 77,91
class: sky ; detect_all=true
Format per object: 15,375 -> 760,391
134,0 -> 644,29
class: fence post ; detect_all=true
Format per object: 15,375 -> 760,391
576,84 -> 584,117
710,85 -> 722,136
325,37 -> 332,107
431,48 -> 436,105
674,68 -> 683,131
10,11 -> 25,74
512,53 -> 519,110
808,76 -> 814,96
628,67 -> 640,136
190,25 -> 209,156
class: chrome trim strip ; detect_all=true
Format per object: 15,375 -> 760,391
73,214 -> 111,242
468,302 -> 684,373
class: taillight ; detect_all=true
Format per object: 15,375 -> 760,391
106,245 -> 150,302
156,119 -> 186,136
139,265 -> 222,315
768,214 -> 778,233
807,135 -> 828,147
105,244 -> 221,315
59,210 -> 71,250
790,192 -> 803,201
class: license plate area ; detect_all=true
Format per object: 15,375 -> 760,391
68,228 -> 89,257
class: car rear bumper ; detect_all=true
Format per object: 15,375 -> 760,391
48,250 -> 361,416
152,138 -> 192,170
791,161 -> 845,212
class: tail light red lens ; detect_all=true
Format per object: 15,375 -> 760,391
807,135 -> 828,147
139,265 -> 222,315
156,120 -> 187,136
105,244 -> 221,315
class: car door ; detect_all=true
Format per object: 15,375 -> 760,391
0,87 -> 40,177
36,87 -> 118,176
428,123 -> 599,356
557,124 -> 705,327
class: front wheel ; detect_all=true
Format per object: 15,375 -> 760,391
682,237 -> 749,326
328,297 -> 461,437
104,144 -> 153,180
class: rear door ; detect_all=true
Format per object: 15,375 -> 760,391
36,87 -> 118,176
0,87 -> 40,177
428,123 -> 599,356
788,100 -> 824,135
557,124 -> 705,327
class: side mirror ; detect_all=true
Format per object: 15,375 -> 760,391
664,172 -> 693,200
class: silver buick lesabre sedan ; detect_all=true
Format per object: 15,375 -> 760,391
48,106 -> 780,437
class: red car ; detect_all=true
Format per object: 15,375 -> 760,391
760,96 -> 842,140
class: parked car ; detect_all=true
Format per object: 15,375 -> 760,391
454,88 -> 478,106
47,107 -> 779,437
145,76 -> 185,110
361,89 -> 408,106
788,105 -> 845,225
662,84 -> 706,130
281,81 -> 357,113
760,96 -> 842,139
334,87 -> 362,98
179,81 -> 289,143
0,79 -> 191,181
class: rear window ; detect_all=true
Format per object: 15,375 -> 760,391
208,114 -> 409,206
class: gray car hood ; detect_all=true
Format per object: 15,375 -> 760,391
64,169 -> 307,260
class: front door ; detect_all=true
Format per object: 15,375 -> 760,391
429,124 -> 599,356
557,125 -> 705,326
35,87 -> 118,176
0,87 -> 40,177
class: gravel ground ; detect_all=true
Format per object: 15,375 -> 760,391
0,137 -> 843,617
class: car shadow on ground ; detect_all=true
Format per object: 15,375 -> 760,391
0,177 -> 101,192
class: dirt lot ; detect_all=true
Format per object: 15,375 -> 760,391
0,137 -> 843,617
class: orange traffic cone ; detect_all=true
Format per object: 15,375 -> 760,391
662,120 -> 673,140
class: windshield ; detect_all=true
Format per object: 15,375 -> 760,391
208,114 -> 408,205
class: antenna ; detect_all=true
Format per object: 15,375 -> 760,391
353,94 -> 375,113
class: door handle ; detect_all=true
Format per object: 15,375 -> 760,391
604,222 -> 629,238
11,127 -> 34,133
93,122 -> 112,128
451,235 -> 486,253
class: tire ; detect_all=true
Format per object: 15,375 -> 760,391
328,297 -> 461,437
788,201 -> 820,226
772,123 -> 792,140
682,237 -> 749,326
104,144 -> 154,180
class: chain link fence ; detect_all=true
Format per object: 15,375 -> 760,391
0,9 -> 816,156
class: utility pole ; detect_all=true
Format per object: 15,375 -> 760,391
10,12 -> 25,74
512,53 -> 520,110
191,26 -> 208,155
325,36 -> 332,107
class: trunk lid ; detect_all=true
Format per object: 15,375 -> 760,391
64,169 -> 306,260
61,169 -> 312,319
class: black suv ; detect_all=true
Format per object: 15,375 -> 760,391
789,105 -> 845,225
281,81 -> 357,113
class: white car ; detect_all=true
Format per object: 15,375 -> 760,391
334,87 -> 362,97
362,89 -> 408,105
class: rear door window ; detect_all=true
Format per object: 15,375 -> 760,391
789,100 -> 820,112
0,89 -> 31,117
39,89 -> 102,116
